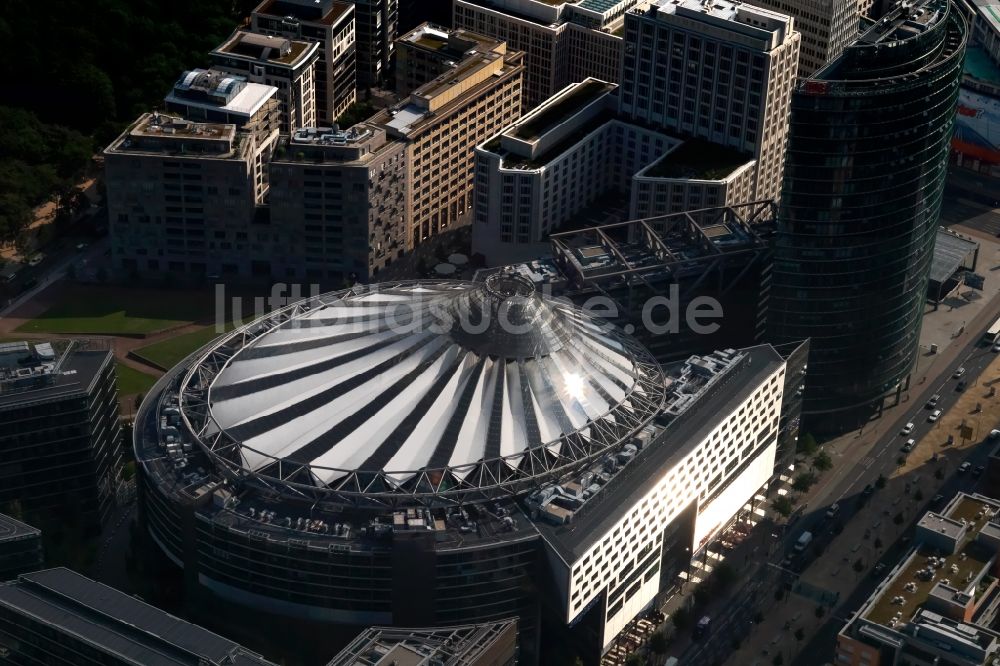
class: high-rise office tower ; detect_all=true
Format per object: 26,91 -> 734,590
619,0 -> 800,202
453,0 -> 633,111
251,0 -> 357,124
745,0 -> 859,75
769,0 -> 966,433
352,0 -> 399,89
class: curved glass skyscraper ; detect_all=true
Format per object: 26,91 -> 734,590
769,0 -> 966,433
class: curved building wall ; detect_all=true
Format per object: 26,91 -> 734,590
768,2 -> 967,430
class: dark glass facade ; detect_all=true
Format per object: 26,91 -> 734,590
769,0 -> 967,432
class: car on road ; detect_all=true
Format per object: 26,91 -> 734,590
954,367 -> 966,378
926,394 -> 940,408
863,484 -> 875,498
974,465 -> 985,478
959,462 -> 972,473
26,254 -> 43,267
826,503 -> 841,519
994,342 -> 1000,352
928,409 -> 942,422
75,242 -> 88,251
957,380 -> 968,392
694,616 -> 711,639
991,429 -> 1000,440
902,439 -> 916,453
932,494 -> 945,507
901,423 -> 914,436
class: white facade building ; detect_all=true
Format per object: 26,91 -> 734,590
534,345 -> 786,651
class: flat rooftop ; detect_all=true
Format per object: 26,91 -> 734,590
254,0 -> 352,25
0,513 -> 40,543
129,113 -> 236,142
537,345 -> 783,559
644,139 -> 752,181
863,494 -> 1000,628
513,79 -> 614,140
401,23 -> 504,59
326,620 -> 518,666
965,45 -> 1000,85
0,568 -> 275,666
0,341 -> 111,411
213,31 -> 315,66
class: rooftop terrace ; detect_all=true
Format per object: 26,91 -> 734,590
864,494 -> 1000,628
644,139 -> 751,181
254,0 -> 352,26
214,31 -> 314,66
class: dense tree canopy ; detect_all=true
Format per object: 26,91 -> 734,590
0,0 -> 260,241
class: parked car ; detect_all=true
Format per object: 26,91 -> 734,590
932,494 -> 945,507
926,394 -> 940,408
902,439 -> 916,453
863,484 -> 875,498
957,380 -> 968,392
974,465 -> 985,478
928,409 -> 942,422
901,423 -> 914,436
993,342 -> 1000,352
826,503 -> 841,519
959,462 -> 971,473
954,367 -> 966,378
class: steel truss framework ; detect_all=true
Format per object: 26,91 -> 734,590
176,281 -> 668,508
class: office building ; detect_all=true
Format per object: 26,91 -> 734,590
327,621 -> 518,666
269,125 -> 408,282
0,514 -> 42,581
367,36 -> 523,247
352,0 -> 399,89
619,0 -> 799,203
394,23 -> 506,96
453,0 -> 634,110
836,493 -> 1000,666
105,111 -> 284,281
472,79 -> 756,265
768,0 -> 967,432
746,0 -> 859,75
251,0 -> 357,123
210,30 -> 320,133
0,567 -> 277,665
0,341 -> 121,536
136,272 -> 794,664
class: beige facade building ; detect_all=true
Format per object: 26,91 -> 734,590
452,0 -> 632,111
251,0 -> 357,124
394,23 -> 507,97
269,125 -> 408,282
210,30 -> 320,133
368,34 -> 524,248
620,0 -> 799,203
745,0 -> 859,75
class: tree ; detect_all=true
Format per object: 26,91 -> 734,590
815,605 -> 826,619
813,449 -> 833,472
648,631 -> 668,655
771,495 -> 794,517
772,654 -> 784,666
914,489 -> 924,502
893,512 -> 904,526
897,455 -> 907,467
774,587 -> 786,602
792,471 -> 817,493
874,537 -> 883,550
672,606 -> 691,630
754,611 -> 764,624
935,468 -> 945,480
853,558 -> 865,573
794,627 -> 805,641
797,432 -> 819,456
714,562 -> 738,589
625,654 -> 643,666
875,474 -> 887,489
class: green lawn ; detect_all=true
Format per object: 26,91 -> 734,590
133,325 -> 228,370
15,284 -> 217,335
116,362 -> 158,396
